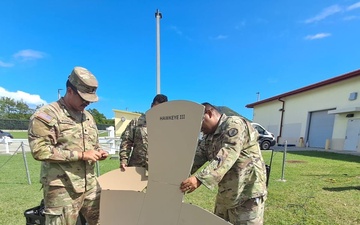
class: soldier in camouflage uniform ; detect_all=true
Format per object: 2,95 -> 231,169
180,102 -> 267,225
28,67 -> 109,225
119,94 -> 168,171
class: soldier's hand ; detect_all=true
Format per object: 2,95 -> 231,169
99,149 -> 109,160
120,163 -> 127,172
180,176 -> 201,193
82,150 -> 102,162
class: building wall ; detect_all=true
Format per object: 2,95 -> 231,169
252,76 -> 360,151
331,112 -> 360,150
252,101 -> 282,136
113,109 -> 141,137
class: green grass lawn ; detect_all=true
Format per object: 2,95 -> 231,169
8,131 -> 28,139
0,150 -> 359,224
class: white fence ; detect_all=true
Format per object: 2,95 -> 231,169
0,126 -> 121,155
99,126 -> 121,155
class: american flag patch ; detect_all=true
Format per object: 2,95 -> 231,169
36,112 -> 53,123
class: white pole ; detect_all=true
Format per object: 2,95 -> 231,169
280,140 -> 287,181
21,142 -> 32,185
58,89 -> 62,100
155,9 -> 162,94
256,92 -> 260,101
4,137 -> 9,154
106,126 -> 116,154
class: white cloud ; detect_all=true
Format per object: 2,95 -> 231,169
304,33 -> 331,40
169,25 -> 192,41
13,49 -> 46,61
0,87 -> 47,106
0,61 -> 14,68
347,2 -> 360,11
170,25 -> 183,35
305,5 -> 342,23
210,35 -> 228,40
0,49 -> 46,67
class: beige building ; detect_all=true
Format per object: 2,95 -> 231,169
113,109 -> 142,137
246,69 -> 360,152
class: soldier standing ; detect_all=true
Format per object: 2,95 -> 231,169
119,94 -> 168,171
180,102 -> 267,224
28,66 -> 108,225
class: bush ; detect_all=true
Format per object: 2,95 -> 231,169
0,119 -> 30,130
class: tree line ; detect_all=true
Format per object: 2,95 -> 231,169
0,97 -> 114,125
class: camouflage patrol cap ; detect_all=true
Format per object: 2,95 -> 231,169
68,66 -> 99,102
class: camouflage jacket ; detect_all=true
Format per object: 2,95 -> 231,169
28,98 -> 100,193
192,114 -> 267,208
119,114 -> 148,169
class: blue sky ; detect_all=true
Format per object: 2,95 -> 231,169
1,0 -> 360,119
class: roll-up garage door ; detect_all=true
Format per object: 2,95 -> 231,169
307,110 -> 335,148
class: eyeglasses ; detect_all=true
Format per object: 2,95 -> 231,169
78,93 -> 90,105
70,86 -> 90,104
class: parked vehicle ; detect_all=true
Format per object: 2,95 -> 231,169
251,123 -> 276,150
0,130 -> 14,139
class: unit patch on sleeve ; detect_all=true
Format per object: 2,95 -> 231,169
228,128 -> 238,137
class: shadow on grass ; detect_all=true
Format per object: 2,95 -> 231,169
0,181 -> 32,185
298,174 -> 358,178
279,150 -> 360,163
323,186 -> 360,192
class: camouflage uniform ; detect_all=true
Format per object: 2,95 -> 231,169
191,114 -> 267,225
28,98 -> 101,225
119,114 -> 149,169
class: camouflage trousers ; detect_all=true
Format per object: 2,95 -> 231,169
214,196 -> 265,225
43,183 -> 101,225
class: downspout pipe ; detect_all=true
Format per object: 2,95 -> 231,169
278,98 -> 285,143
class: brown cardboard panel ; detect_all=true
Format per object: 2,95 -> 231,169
100,190 -> 145,225
178,203 -> 232,225
145,100 -> 204,185
138,180 -> 184,225
99,101 -> 229,224
97,167 -> 147,191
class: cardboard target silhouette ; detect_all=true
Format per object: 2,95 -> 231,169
98,100 -> 231,225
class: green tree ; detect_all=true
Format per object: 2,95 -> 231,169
0,97 -> 16,118
0,97 -> 35,119
88,108 -> 107,124
0,97 -> 113,129
217,106 -> 251,121
105,118 -> 115,125
88,108 -> 114,125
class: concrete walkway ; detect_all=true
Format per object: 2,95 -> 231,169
0,139 -> 29,155
2,140 -> 360,157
